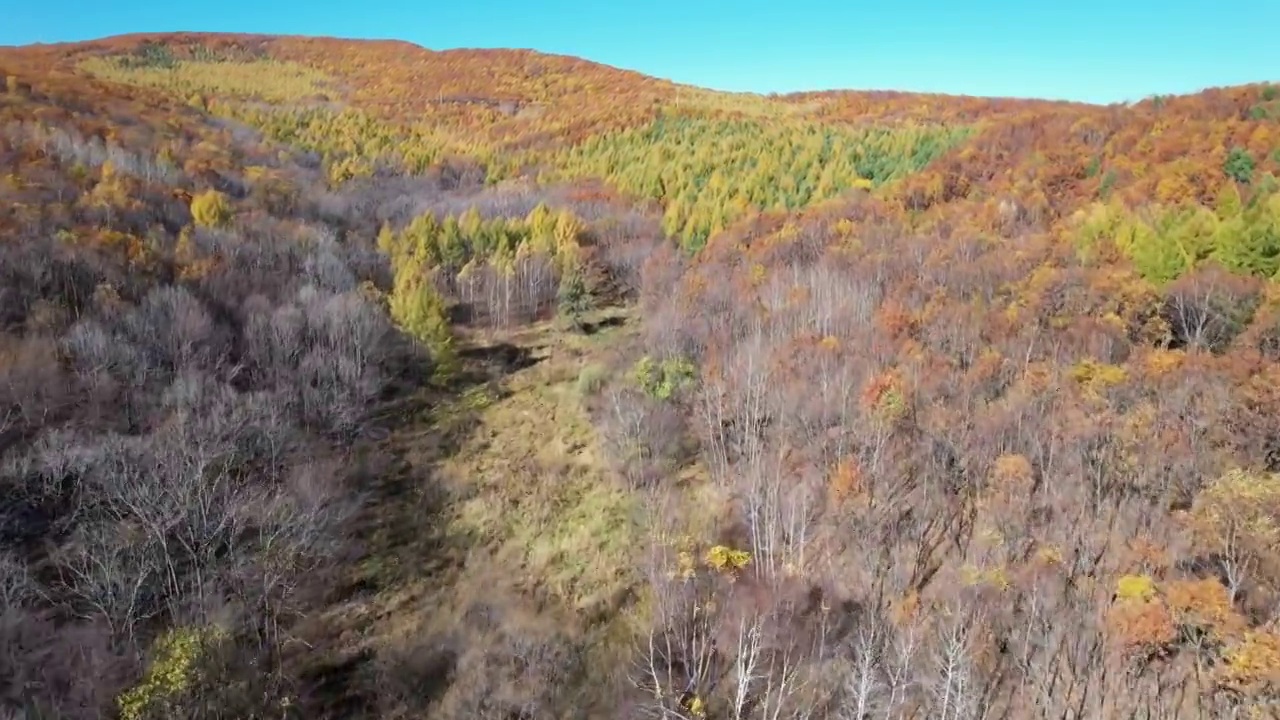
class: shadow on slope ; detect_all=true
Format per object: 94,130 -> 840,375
293,309 -> 642,719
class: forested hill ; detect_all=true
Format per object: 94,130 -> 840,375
3,31 -> 1280,720
5,32 -> 1276,254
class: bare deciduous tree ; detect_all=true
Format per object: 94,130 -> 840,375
1162,265 -> 1261,352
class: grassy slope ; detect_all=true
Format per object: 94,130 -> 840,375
301,307 -> 645,717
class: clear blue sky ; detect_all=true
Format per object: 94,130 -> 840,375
4,0 -> 1278,104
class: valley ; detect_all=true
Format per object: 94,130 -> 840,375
2,31 -> 1280,719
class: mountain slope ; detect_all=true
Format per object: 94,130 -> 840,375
9,31 -> 1274,258
4,31 -> 1280,720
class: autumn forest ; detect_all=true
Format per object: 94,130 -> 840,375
3,31 -> 1280,720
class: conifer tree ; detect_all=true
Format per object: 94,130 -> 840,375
389,260 -> 458,381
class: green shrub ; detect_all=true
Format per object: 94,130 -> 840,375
632,355 -> 696,400
1225,147 -> 1256,184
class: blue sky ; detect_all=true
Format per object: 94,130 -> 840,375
4,0 -> 1278,104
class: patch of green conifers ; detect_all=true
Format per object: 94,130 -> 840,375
543,113 -> 971,249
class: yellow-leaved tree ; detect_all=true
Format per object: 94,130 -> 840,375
190,189 -> 233,229
388,259 -> 458,381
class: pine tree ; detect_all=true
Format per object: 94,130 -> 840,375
527,202 -> 557,255
389,261 -> 458,381
553,209 -> 583,257
557,266 -> 591,332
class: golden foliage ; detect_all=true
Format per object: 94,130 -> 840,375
1141,348 -> 1186,377
23,33 -> 1280,275
1191,468 -> 1280,556
1068,358 -> 1128,398
189,189 -> 233,228
667,543 -> 751,582
80,55 -> 333,103
1221,630 -> 1280,693
6,33 -> 1280,714
704,545 -> 751,575
1108,574 -> 1178,656
1115,574 -> 1158,602
683,693 -> 707,719
388,261 -> 457,380
117,626 -> 227,720
1034,545 -> 1064,567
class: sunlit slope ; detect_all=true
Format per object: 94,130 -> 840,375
5,32 -> 1278,269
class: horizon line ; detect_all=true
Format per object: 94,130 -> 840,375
3,29 -> 1275,108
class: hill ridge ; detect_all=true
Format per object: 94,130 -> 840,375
4,27 -> 1280,720
7,30 -> 1253,106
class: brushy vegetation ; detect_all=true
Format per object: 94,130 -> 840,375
5,30 -> 1280,720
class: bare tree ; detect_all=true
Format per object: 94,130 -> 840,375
929,614 -> 981,720
53,521 -> 161,643
636,576 -> 723,719
741,452 -> 820,583
224,459 -> 349,674
0,552 -> 32,611
1162,265 -> 1261,352
600,384 -> 690,489
842,622 -> 887,720
429,600 -> 585,720
634,504 -> 837,720
124,285 -> 222,373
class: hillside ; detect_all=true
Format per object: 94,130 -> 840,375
2,31 -> 1280,720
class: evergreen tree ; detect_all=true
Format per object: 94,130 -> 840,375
557,266 -> 592,332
